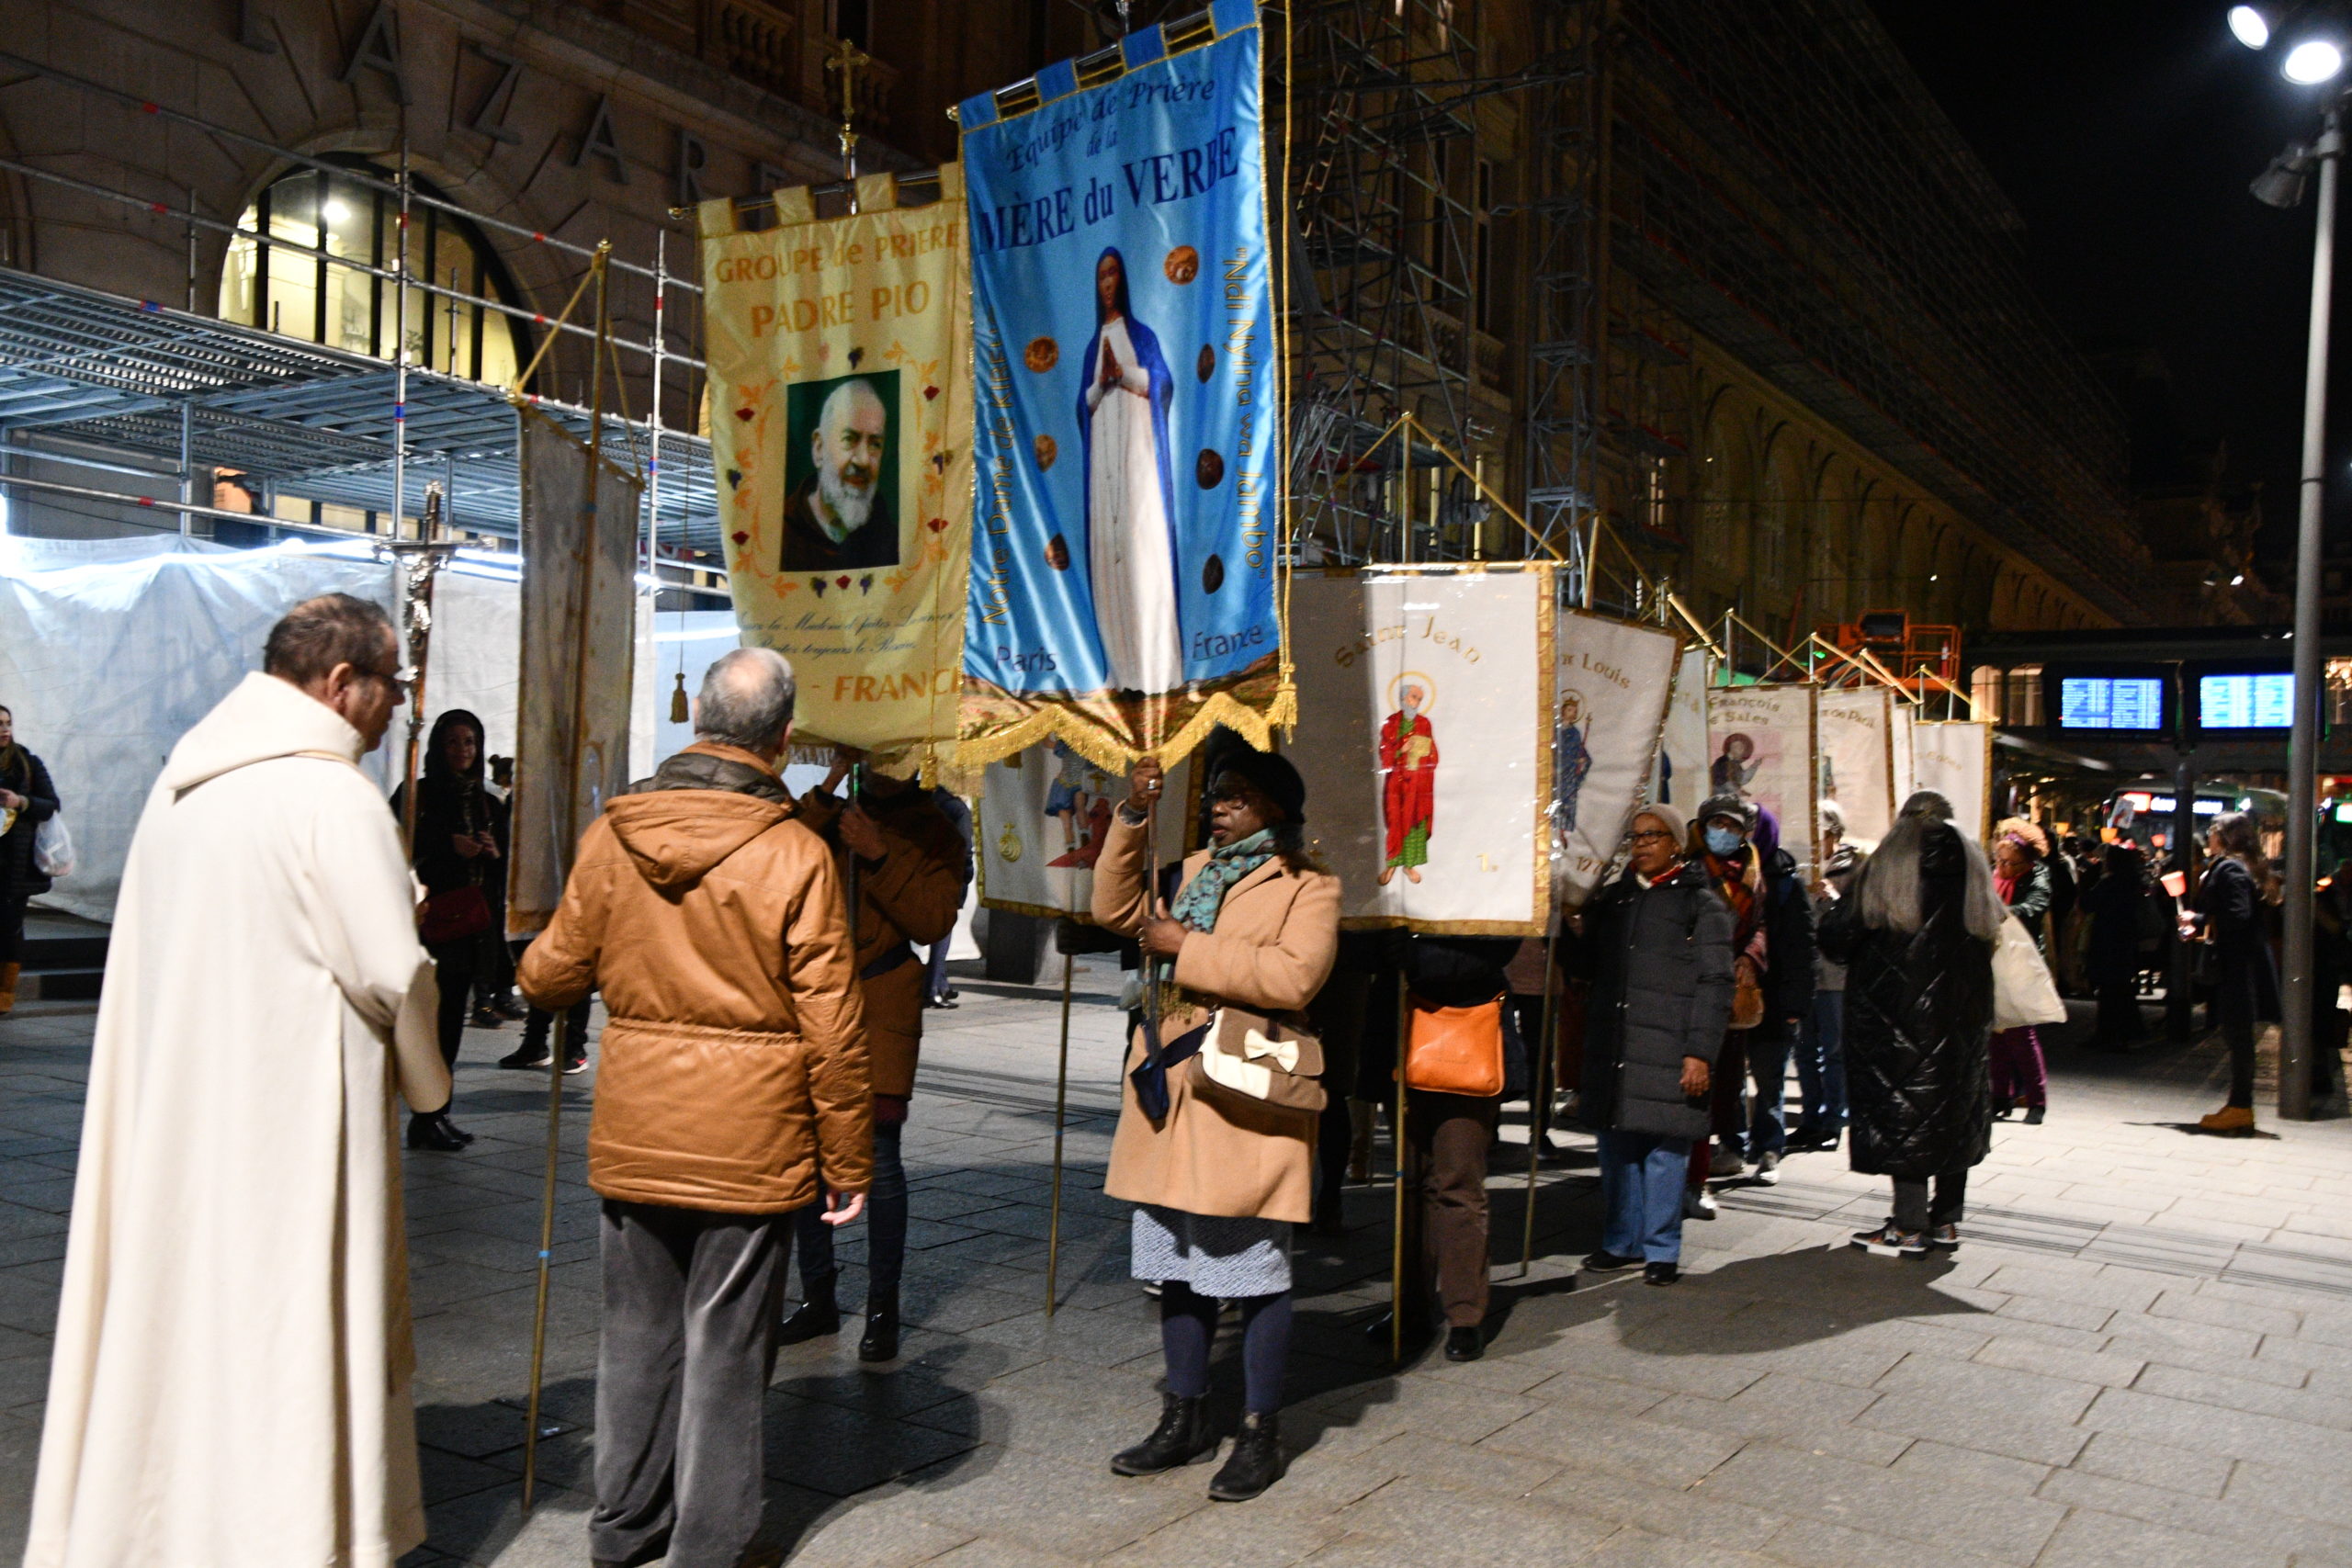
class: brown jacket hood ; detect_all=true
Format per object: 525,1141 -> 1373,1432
605,741 -> 792,892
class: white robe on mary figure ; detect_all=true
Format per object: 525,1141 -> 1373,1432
25,671 -> 449,1568
1084,316 -> 1184,694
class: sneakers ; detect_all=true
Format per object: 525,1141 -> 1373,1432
562,1054 -> 591,1075
1644,1261 -> 1679,1286
1849,1220 -> 1928,1258
469,1006 -> 506,1030
1708,1142 -> 1747,1179
1581,1249 -> 1641,1273
1684,1186 -> 1718,1221
497,1044 -> 552,1070
2199,1104 -> 2256,1136
1928,1223 -> 1961,1251
1753,1150 -> 1782,1186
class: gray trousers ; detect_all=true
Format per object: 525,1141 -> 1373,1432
594,1200 -> 789,1568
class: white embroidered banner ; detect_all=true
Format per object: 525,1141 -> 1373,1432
1911,720 -> 1992,841
1705,683 -> 1820,878
1555,611 -> 1682,908
1817,686 -> 1896,846
1653,646 -> 1711,817
1288,569 -> 1553,934
977,742 -> 1186,919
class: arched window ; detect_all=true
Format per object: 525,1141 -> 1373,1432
220,160 -> 522,385
1694,402 -> 1748,583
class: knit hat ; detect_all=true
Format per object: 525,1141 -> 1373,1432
1214,746 -> 1308,827
1695,793 -> 1752,834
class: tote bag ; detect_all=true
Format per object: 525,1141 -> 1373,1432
1992,914 -> 2066,1031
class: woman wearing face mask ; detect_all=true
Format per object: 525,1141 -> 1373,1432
1572,805 -> 1734,1285
1684,796 -> 1768,1218
1096,746 -> 1339,1502
1820,790 -> 2001,1256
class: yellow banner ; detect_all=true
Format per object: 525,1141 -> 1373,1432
700,169 -> 973,773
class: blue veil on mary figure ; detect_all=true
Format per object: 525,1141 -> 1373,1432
1076,246 -> 1185,695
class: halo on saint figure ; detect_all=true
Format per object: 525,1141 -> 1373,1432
1559,689 -> 1585,723
1387,671 -> 1437,717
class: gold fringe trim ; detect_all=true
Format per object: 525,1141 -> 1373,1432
956,685 -> 1291,775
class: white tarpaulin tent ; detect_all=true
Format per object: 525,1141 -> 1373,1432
0,536 -> 658,924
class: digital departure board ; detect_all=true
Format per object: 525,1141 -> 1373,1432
2058,675 -> 2166,731
2197,671 -> 2295,730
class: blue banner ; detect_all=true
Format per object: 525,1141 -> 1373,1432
959,6 -> 1283,765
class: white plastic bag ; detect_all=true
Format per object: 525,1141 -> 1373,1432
32,813 -> 74,879
1991,912 -> 2064,1031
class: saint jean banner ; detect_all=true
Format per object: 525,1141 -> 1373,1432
1911,719 -> 1993,841
957,0 -> 1284,769
509,408 -> 641,933
699,169 -> 974,774
1816,685 -> 1897,845
1555,611 -> 1682,908
1705,683 -> 1820,879
1288,569 -> 1553,935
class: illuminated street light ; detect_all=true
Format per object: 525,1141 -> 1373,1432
2233,4 -> 2273,47
2287,39 -> 2347,82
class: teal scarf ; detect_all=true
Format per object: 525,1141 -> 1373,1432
1169,829 -> 1276,932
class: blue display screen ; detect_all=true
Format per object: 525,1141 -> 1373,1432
2198,672 -> 2295,729
2058,676 -> 2165,731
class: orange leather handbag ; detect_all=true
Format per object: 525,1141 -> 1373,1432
1402,993 -> 1507,1097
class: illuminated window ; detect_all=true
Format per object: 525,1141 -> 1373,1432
220,161 -> 522,386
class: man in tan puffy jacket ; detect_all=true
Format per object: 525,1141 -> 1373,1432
519,647 -> 868,1568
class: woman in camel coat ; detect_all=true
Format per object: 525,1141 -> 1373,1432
1093,745 -> 1339,1504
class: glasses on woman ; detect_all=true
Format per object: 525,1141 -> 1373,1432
1631,829 -> 1675,845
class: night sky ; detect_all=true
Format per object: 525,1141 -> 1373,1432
1868,0 -> 2339,568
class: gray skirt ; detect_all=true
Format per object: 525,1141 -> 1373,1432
1130,1203 -> 1293,1297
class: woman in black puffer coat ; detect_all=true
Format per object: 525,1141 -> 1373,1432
1571,803 -> 1736,1285
1820,789 -> 2003,1256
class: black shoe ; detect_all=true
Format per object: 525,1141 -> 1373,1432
776,1292 -> 842,1345
2023,1105 -> 2045,1124
563,1054 -> 591,1076
406,1112 -> 466,1152
445,1114 -> 476,1145
1110,1392 -> 1216,1476
470,1006 -> 505,1030
1849,1220 -> 1928,1258
498,1043 -> 553,1070
1581,1249 -> 1641,1273
1444,1325 -> 1485,1362
1644,1261 -> 1679,1286
858,1290 -> 900,1362
1207,1411 -> 1284,1500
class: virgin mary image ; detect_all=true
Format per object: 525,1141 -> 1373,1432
1076,246 -> 1184,695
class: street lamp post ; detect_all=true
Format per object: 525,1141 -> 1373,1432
2281,112 -> 2338,1122
2234,4 -> 2350,1119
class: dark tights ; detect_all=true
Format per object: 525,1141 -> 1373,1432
1159,1280 -> 1291,1416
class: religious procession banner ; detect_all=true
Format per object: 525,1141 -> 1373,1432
1705,683 -> 1820,878
957,0 -> 1285,770
1653,645 -> 1711,815
1816,685 -> 1897,845
699,168 -> 974,775
1911,719 -> 1993,841
976,742 -> 1189,918
1555,611 -> 1682,908
509,407 -> 642,933
1891,699 -> 1917,813
1288,569 -> 1553,935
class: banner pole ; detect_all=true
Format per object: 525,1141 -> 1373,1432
1521,914 -> 1559,1275
1046,949 -> 1075,1316
1391,969 -> 1409,1365
522,243 -> 612,1517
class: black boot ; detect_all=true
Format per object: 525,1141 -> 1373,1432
777,1280 -> 842,1345
406,1112 -> 466,1152
1109,1392 -> 1216,1476
1207,1411 -> 1285,1501
858,1286 -> 900,1362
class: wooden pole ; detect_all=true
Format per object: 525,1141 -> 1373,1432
1390,970 -> 1409,1365
1521,916 -> 1560,1274
1046,949 -> 1075,1316
522,244 -> 612,1516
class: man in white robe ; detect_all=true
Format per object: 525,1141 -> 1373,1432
26,592 -> 451,1568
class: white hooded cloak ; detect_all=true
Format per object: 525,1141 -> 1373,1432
25,671 -> 450,1568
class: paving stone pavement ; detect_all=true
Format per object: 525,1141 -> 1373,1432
4,962 -> 2352,1566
